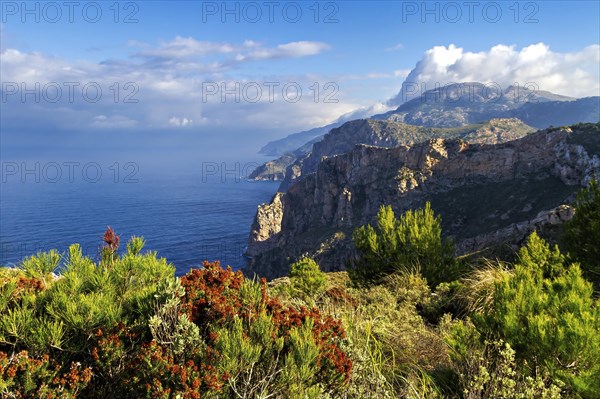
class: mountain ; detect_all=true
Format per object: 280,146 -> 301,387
250,83 -> 598,182
252,118 -> 536,186
508,96 -> 600,128
244,123 -> 600,279
389,77 -> 576,106
258,103 -> 392,156
258,122 -> 342,157
375,82 -> 588,128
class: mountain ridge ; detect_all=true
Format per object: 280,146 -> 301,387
244,123 -> 600,279
250,84 -> 599,184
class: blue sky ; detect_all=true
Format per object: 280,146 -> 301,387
1,1 -> 599,161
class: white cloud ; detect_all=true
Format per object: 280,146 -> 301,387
131,37 -> 329,63
91,114 -> 138,128
385,43 -> 404,52
334,102 -> 395,123
136,36 -> 235,59
0,37 -> 341,133
169,117 -> 194,127
272,41 -> 330,57
239,41 -> 330,61
393,69 -> 411,78
390,43 -> 600,104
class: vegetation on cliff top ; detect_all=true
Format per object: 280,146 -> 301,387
1,181 -> 599,398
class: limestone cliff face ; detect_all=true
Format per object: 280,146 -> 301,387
245,123 -> 600,279
246,192 -> 284,257
276,118 -> 535,190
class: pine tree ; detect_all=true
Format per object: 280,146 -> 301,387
479,232 -> 600,397
289,257 -> 327,298
563,177 -> 600,291
348,202 -> 458,287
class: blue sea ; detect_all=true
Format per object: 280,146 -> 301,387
0,167 -> 279,275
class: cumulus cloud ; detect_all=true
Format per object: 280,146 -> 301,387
389,43 -> 600,105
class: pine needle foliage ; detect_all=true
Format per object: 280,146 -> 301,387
563,177 -> 600,291
349,202 -> 459,287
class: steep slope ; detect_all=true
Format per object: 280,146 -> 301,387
244,123 -> 600,279
275,118 -> 535,189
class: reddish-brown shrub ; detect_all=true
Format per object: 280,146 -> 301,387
180,261 -> 352,384
0,351 -> 91,398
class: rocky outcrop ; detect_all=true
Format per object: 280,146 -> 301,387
246,192 -> 284,257
274,118 -> 535,189
248,154 -> 296,181
253,85 -> 598,183
244,123 -> 600,279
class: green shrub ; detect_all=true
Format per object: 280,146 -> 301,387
0,230 -> 353,398
0,351 -> 92,398
442,316 -> 563,399
289,257 -> 327,299
563,177 -> 600,290
476,233 -> 600,397
348,202 -> 458,287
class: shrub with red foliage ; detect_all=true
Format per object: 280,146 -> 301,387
325,286 -> 358,306
180,261 -> 245,330
128,341 -> 226,398
180,261 -> 353,385
102,226 -> 120,252
16,276 -> 45,292
0,350 -> 91,398
1,260 -> 351,398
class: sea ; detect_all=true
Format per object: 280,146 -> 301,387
0,166 -> 279,275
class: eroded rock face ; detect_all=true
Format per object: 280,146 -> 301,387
246,192 -> 284,257
251,118 -> 536,187
245,123 -> 600,279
